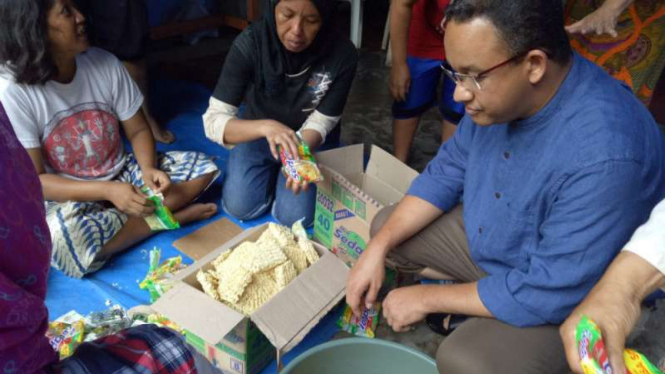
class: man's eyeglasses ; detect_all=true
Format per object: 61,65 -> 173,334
440,53 -> 527,91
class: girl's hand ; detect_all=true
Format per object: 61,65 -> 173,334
142,167 -> 171,194
107,182 -> 156,217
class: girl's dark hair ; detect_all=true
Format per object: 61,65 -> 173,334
445,0 -> 572,65
0,0 -> 56,85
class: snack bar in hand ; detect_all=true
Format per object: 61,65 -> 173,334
576,315 -> 663,374
141,186 -> 180,231
278,132 -> 324,183
196,222 -> 320,315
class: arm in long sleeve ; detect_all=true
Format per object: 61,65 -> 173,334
478,160 -> 659,327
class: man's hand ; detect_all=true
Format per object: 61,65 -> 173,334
346,246 -> 387,316
565,0 -> 631,37
142,167 -> 171,194
389,61 -> 412,102
261,120 -> 300,161
559,251 -> 663,374
383,285 -> 429,332
107,182 -> 156,217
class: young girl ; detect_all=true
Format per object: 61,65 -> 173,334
0,0 -> 220,278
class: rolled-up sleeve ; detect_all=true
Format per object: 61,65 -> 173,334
406,117 -> 471,212
623,199 -> 665,277
478,160 -> 658,327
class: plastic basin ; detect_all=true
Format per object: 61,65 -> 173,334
281,338 -> 438,374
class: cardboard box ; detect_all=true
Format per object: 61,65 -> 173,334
314,144 -> 419,266
152,224 -> 349,374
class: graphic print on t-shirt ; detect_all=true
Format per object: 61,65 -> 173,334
43,102 -> 124,180
303,69 -> 332,112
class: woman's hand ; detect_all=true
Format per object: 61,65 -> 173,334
285,177 -> 309,195
260,120 -> 301,160
106,182 -> 156,217
142,167 -> 171,194
565,0 -> 632,37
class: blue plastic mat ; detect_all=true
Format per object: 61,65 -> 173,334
44,80 -> 342,374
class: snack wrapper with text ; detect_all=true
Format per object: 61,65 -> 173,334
337,303 -> 381,338
279,133 -> 324,183
576,315 -> 663,374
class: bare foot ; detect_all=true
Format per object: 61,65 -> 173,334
153,128 -> 176,144
174,203 -> 218,225
146,111 -> 176,144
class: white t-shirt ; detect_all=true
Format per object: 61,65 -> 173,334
624,198 -> 665,279
0,47 -> 143,181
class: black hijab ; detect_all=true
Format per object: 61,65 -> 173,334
252,0 -> 337,97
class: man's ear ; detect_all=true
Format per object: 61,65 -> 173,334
525,50 -> 548,84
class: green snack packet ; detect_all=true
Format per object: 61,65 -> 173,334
139,248 -> 186,302
141,186 -> 180,231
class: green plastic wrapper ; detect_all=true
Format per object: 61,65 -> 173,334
337,302 -> 381,338
576,315 -> 663,374
141,186 -> 180,231
139,248 -> 186,302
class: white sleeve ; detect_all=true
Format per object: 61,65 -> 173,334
1,86 -> 42,149
104,52 -> 143,121
202,97 -> 239,149
299,110 -> 341,144
623,199 -> 665,278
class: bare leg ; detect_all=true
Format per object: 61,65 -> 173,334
98,172 -> 217,259
123,60 -> 175,144
393,117 -> 421,163
441,119 -> 457,143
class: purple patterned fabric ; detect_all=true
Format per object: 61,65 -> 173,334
0,101 -> 58,373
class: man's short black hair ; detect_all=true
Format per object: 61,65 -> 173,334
445,0 -> 572,65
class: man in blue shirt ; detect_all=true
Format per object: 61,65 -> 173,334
346,1 -> 665,373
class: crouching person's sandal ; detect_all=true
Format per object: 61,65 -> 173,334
425,313 -> 467,336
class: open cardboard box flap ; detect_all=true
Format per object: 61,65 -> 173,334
365,145 -> 419,195
316,143 -> 364,178
152,223 -> 349,352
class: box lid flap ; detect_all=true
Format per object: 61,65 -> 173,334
249,248 -> 349,352
316,144 -> 364,178
365,145 -> 419,194
152,282 -> 244,344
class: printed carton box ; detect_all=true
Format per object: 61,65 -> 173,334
152,224 -> 349,374
315,144 -> 419,266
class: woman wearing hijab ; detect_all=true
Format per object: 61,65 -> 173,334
203,0 -> 358,227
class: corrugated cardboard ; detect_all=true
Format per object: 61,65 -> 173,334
314,144 -> 419,266
152,224 -> 349,374
173,217 -> 243,260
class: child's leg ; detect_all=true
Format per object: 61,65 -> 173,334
392,56 -> 442,163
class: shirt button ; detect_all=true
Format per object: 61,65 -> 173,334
504,151 -> 511,159
495,192 -> 502,199
478,227 -> 483,234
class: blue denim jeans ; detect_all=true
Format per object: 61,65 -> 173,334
222,138 -> 317,227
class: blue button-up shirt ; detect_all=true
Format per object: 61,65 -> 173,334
408,53 -> 665,327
